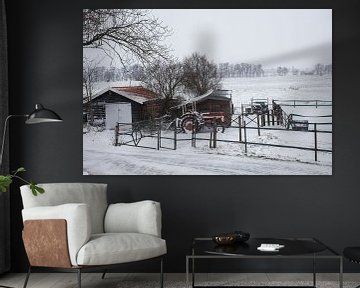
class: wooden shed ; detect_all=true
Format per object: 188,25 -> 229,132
173,90 -> 234,125
84,86 -> 161,129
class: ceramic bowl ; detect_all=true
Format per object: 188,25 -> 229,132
212,233 -> 238,245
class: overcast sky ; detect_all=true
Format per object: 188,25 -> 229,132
152,9 -> 332,69
85,9 -> 332,69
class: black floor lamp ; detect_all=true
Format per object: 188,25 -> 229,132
0,103 -> 63,167
0,103 -> 62,288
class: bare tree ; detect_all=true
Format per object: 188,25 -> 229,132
83,57 -> 100,124
182,53 -> 221,96
314,63 -> 325,76
324,64 -> 332,75
83,9 -> 170,66
277,66 -> 289,76
127,64 -> 146,81
142,60 -> 183,114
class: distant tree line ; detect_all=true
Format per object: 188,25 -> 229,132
277,66 -> 289,76
218,62 -> 264,78
88,62 -> 332,84
314,64 -> 332,76
277,63 -> 332,76
82,65 -> 144,83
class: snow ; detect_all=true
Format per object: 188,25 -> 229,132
92,81 -> 143,95
83,130 -> 331,175
224,74 -> 332,106
91,87 -> 151,104
83,75 -> 332,175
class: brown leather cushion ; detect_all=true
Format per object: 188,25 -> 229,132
23,219 -> 72,268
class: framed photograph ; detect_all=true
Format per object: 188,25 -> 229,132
83,9 -> 332,175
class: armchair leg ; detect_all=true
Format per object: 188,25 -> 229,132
101,270 -> 107,279
23,266 -> 31,288
77,268 -> 81,288
160,257 -> 164,288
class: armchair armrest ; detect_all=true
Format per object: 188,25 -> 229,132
104,200 -> 162,237
22,203 -> 91,266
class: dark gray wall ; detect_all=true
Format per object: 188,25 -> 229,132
5,0 -> 360,273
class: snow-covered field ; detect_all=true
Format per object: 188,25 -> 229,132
224,74 -> 332,106
83,75 -> 332,175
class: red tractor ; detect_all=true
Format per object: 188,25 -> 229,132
179,111 -> 227,133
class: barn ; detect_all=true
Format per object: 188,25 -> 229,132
84,86 -> 162,129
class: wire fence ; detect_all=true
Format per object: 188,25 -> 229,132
273,99 -> 332,108
114,117 -> 332,162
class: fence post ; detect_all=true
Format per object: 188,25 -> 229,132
194,128 -> 197,148
115,123 -> 119,146
157,121 -> 161,150
238,115 -> 242,142
314,123 -> 318,161
257,114 -> 261,136
191,123 -> 196,148
244,119 -> 247,154
271,110 -> 275,126
213,123 -> 217,148
267,110 -> 270,126
209,132 -> 213,148
174,118 -> 177,150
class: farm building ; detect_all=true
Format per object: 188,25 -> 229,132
84,86 -> 163,129
172,89 -> 234,125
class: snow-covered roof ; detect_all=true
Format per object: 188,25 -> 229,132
185,89 -> 232,104
91,86 -> 158,104
171,90 -> 232,109
185,90 -> 214,104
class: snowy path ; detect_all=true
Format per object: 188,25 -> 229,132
83,147 -> 331,175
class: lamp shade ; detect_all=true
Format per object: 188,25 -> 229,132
25,104 -> 63,124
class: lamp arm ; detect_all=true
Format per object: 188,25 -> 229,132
0,114 -> 28,169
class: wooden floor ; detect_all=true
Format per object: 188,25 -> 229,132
0,273 -> 359,288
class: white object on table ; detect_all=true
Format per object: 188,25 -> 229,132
257,243 -> 285,251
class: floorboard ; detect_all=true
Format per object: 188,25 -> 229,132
0,273 -> 359,288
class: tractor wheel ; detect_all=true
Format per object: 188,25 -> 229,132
216,125 -> 226,133
181,115 -> 199,133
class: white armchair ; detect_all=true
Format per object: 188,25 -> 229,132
20,183 -> 166,288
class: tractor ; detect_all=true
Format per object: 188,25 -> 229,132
179,111 -> 227,133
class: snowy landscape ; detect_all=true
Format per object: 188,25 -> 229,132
83,75 -> 332,175
83,9 -> 332,175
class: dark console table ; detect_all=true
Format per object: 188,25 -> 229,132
186,237 -> 343,288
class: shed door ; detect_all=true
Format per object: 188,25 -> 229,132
105,103 -> 132,130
